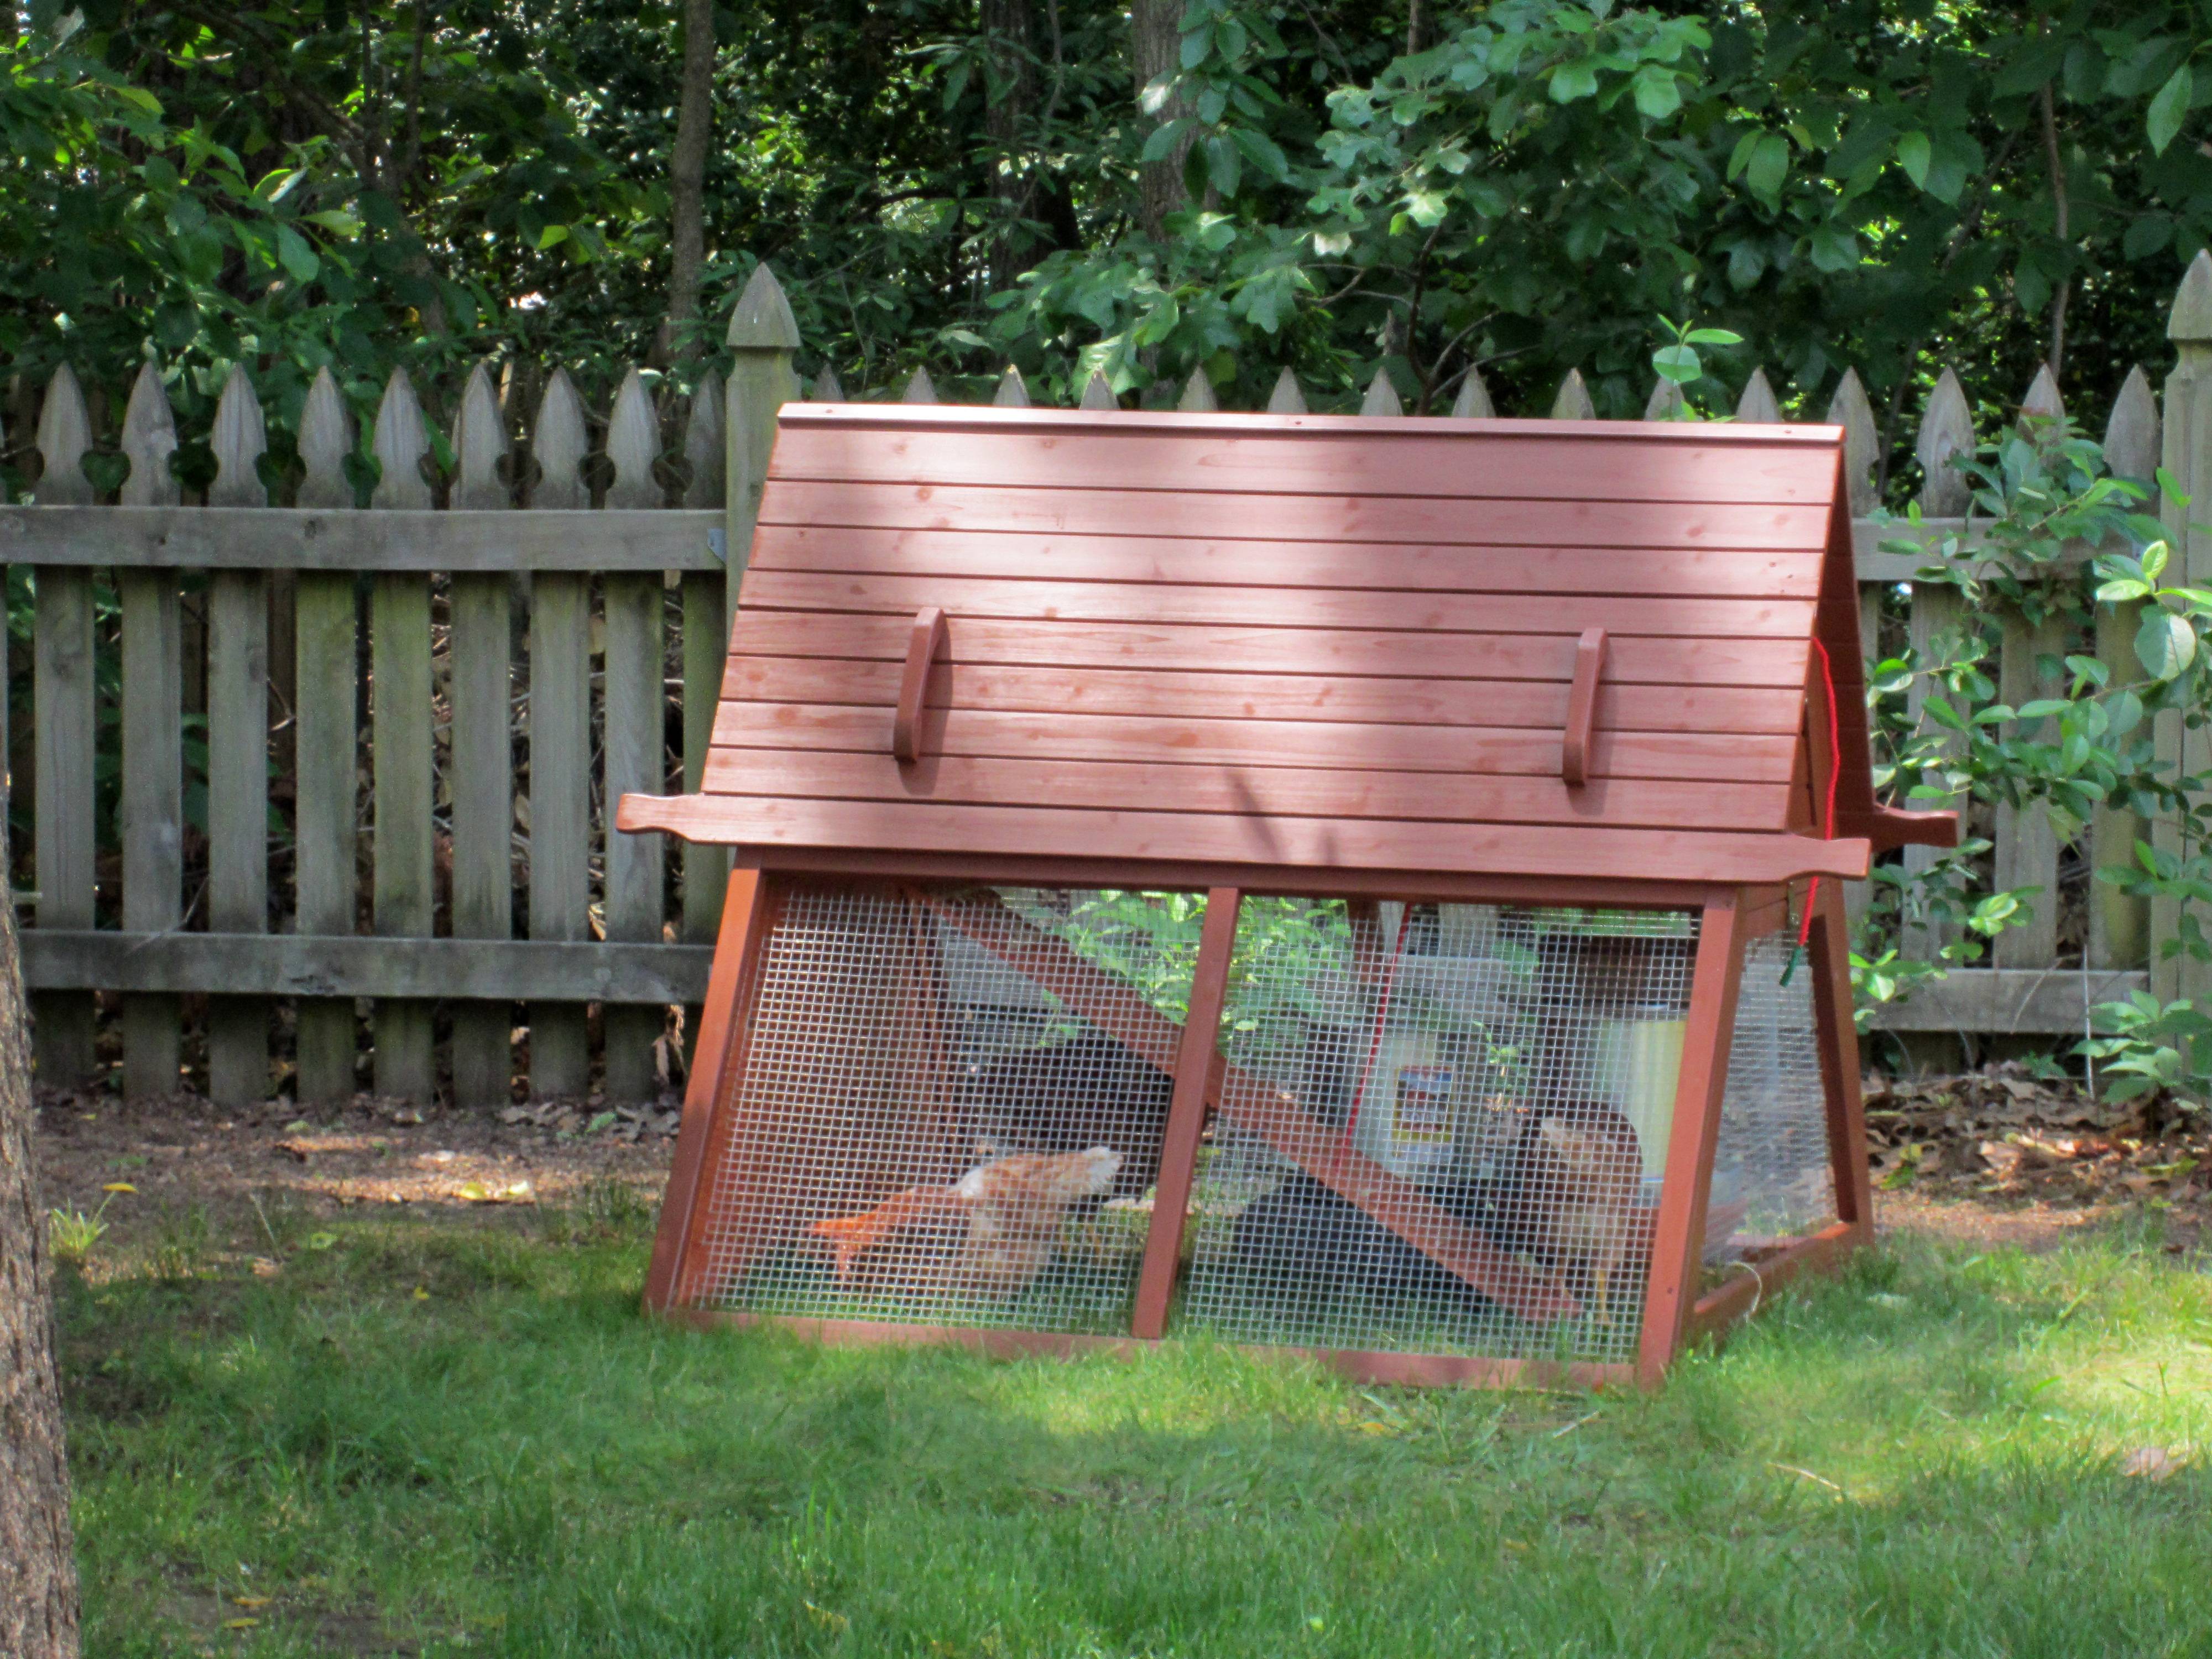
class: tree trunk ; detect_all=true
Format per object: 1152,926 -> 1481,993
1131,0 -> 1191,239
0,836 -> 81,1656
658,0 -> 718,368
983,0 -> 1040,281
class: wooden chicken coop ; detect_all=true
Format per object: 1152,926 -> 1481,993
617,403 -> 1957,1388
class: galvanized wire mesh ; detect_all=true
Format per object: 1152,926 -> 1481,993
1708,932 -> 1838,1260
680,882 -> 1841,1363
1177,901 -> 1699,1365
686,884 -> 1204,1332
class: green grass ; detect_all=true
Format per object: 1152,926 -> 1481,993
56,1194 -> 2212,1658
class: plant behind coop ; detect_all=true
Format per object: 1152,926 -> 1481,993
618,402 -> 1955,1386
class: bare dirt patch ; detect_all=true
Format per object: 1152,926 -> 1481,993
32,1085 -> 676,1256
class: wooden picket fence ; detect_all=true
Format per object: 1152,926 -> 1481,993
4,257 -> 2209,1104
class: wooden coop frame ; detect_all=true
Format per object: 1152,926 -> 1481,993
618,404 -> 1957,1388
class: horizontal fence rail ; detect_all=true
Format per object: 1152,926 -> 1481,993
3,256 -> 2206,1102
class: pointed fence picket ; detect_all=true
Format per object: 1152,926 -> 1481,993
6,255 -> 2210,1104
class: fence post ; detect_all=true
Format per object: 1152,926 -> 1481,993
447,364 -> 515,1107
2156,249 -> 2212,1007
2093,364 -> 2159,972
30,367 -> 97,1088
116,364 -> 184,1099
1551,371 -> 1595,420
602,367 -> 669,1101
205,364 -> 271,1104
293,369 -> 361,1102
368,368 -> 438,1102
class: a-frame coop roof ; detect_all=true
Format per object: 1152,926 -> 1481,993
619,405 -> 1956,884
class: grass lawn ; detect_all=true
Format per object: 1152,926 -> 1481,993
55,1187 -> 2211,1658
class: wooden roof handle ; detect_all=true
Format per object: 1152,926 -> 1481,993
892,605 -> 947,763
1561,626 -> 1607,787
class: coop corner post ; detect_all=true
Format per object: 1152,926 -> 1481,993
1808,877 -> 1874,1244
645,864 -> 778,1313
1132,886 -> 1241,1342
1636,888 -> 1747,1388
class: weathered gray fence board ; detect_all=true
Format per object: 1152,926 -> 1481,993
447,365 -> 517,1107
31,366 -> 98,1087
369,369 -> 437,1099
206,364 -> 272,1105
1865,968 -> 2148,1035
291,368 -> 361,1102
600,368 -> 668,1100
21,932 -> 711,1003
118,364 -> 185,1098
526,369 -> 593,1098
0,505 -> 723,570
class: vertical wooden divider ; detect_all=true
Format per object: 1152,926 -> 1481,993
117,364 -> 185,1098
447,364 -> 515,1107
205,364 -> 272,1103
369,369 -> 438,1101
646,865 -> 777,1311
602,368 -> 667,1100
293,369 -> 361,1102
31,366 -> 99,1087
526,369 -> 592,1098
1132,886 -> 1241,1340
1636,890 -> 1745,1387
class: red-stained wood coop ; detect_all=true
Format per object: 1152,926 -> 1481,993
618,404 -> 1957,1388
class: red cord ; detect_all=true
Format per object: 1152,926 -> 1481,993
1340,904 -> 1413,1152
1793,635 -> 1844,966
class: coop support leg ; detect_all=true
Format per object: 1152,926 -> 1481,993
645,866 -> 779,1312
1637,888 -> 1746,1387
1133,887 -> 1241,1340
1808,877 -> 1874,1245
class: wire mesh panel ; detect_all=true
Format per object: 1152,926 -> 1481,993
1707,932 -> 1838,1265
684,884 -> 1207,1334
1178,901 -> 1699,1366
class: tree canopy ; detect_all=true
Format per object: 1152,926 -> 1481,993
6,0 -> 2211,488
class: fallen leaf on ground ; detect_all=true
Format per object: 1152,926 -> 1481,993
2119,1446 -> 2186,1480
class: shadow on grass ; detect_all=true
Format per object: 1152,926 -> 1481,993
54,1203 -> 2212,1659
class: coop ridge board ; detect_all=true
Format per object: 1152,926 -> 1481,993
617,405 -> 1952,887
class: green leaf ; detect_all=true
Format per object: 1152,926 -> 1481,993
275,224 -> 319,283
1631,65 -> 1681,119
1809,225 -> 1859,272
1684,327 -> 1742,346
2149,65 -> 2192,156
2136,608 -> 2198,680
1550,59 -> 1599,103
535,223 -> 569,251
2143,539 -> 2170,582
1139,118 -> 1192,163
2097,577 -> 2154,603
1895,131 -> 1931,189
1652,342 -> 1701,385
1744,133 -> 1788,205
